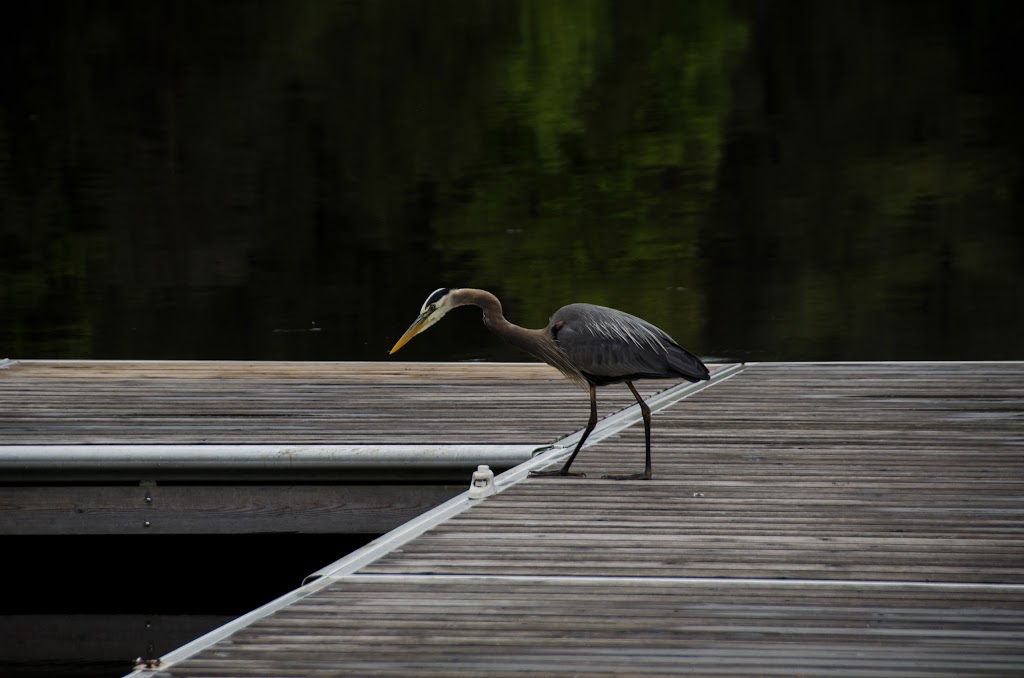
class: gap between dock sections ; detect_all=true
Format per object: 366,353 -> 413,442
128,362 -> 746,676
344,573 -> 1024,593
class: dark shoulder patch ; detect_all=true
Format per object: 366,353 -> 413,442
550,320 -> 567,341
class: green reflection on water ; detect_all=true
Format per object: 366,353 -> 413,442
0,1 -> 1021,362
433,0 -> 747,351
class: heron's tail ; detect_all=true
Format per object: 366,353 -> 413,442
667,344 -> 710,382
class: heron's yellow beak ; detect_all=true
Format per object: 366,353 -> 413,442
389,313 -> 430,354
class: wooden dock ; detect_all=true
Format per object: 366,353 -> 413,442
107,360 -> 1024,677
2,359 -> 668,534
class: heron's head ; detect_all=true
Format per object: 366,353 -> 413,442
389,288 -> 457,354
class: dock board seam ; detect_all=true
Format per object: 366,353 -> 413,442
344,572 -> 1024,592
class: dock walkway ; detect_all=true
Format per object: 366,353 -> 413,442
126,361 -> 1024,676
1,359 -> 662,534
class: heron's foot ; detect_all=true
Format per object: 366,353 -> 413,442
529,469 -> 586,478
601,470 -> 653,481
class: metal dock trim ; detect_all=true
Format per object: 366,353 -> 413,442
130,566 -> 343,673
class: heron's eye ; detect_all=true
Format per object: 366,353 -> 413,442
429,304 -> 437,313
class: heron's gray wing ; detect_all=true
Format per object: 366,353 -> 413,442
550,304 -> 707,383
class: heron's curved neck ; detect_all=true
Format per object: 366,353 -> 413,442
451,288 -> 539,351
451,287 -> 586,389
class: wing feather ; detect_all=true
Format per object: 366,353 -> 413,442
550,303 -> 708,384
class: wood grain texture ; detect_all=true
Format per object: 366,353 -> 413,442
152,362 -> 1024,677
160,577 -> 1024,677
366,362 -> 1024,582
0,360 -> 678,445
0,484 -> 461,534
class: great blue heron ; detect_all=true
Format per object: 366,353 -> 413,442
389,288 -> 709,480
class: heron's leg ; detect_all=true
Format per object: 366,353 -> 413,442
530,384 -> 596,478
603,381 -> 653,480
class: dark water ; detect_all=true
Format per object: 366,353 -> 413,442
1,2 -> 1023,676
2,1 -> 1022,364
0,534 -> 373,677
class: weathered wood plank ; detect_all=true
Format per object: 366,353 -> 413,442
0,484 -> 461,535
157,576 -> 1024,678
0,360 -> 682,445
